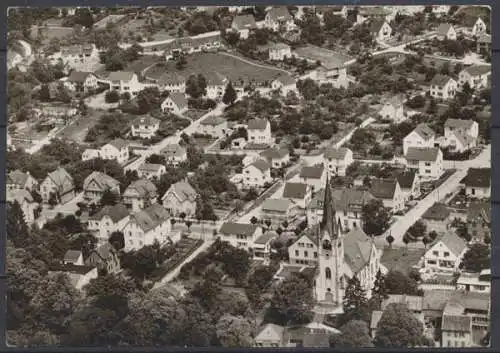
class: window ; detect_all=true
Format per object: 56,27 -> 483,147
444,252 -> 450,257
425,169 -> 431,174
314,252 -> 318,258
295,250 -> 299,256
433,251 -> 439,256
325,267 -> 332,279
304,251 -> 308,257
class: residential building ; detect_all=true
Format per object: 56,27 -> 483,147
472,17 -> 487,36
370,20 -> 392,41
429,74 -> 458,100
54,43 -> 99,71
7,170 -> 38,199
458,65 -> 491,90
461,168 -> 490,199
123,178 -> 158,212
294,164 -> 326,192
65,71 -> 99,93
219,222 -> 262,250
137,163 -> 166,180
83,171 -> 121,204
269,43 -> 292,61
40,167 -> 75,204
441,315 -> 473,348
63,250 -> 84,265
466,201 -> 490,243
231,14 -> 257,39
265,7 -> 296,32
300,149 -> 325,167
443,119 -> 479,153
130,115 -> 161,139
456,270 -> 491,294
396,170 -> 420,201
423,232 -> 467,273
160,144 -> 188,166
356,6 -> 393,24
206,72 -> 227,100
121,203 -> 171,251
324,147 -> 353,177
369,178 -> 404,213
254,324 -> 332,348
107,71 -> 143,96
49,264 -> 98,291
405,147 -> 444,180
101,138 -> 129,164
161,92 -> 188,115
85,243 -> 121,274
260,147 -> 290,169
260,198 -> 295,225
436,23 -> 457,40
247,118 -> 273,146
476,33 -> 491,54
242,159 -> 272,188
288,232 -> 320,266
282,182 -> 312,209
421,203 -> 452,234
378,94 -> 405,122
82,148 -> 101,161
159,33 -> 223,60
157,72 -> 186,93
87,203 -> 130,241
253,231 -> 277,263
271,75 -> 297,96
161,179 -> 198,217
254,323 -> 286,347
403,123 -> 436,155
198,116 -> 229,138
11,190 -> 39,224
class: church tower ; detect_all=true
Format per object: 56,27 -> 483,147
314,177 -> 344,306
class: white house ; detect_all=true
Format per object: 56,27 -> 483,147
288,232 -> 320,266
269,43 -> 292,61
271,75 -> 297,97
107,71 -> 143,96
65,71 -> 99,93
253,231 -> 277,264
293,164 -> 326,192
206,73 -> 227,101
461,168 -> 490,199
157,72 -> 186,93
378,94 -> 405,122
369,178 -> 405,213
458,65 -> 491,90
260,198 -> 295,225
63,250 -> 84,266
436,23 -> 457,40
423,232 -> 467,273
472,17 -> 487,36
430,74 -> 458,100
370,20 -> 392,41
441,314 -> 473,348
137,163 -> 166,180
160,144 -> 188,166
40,167 -> 75,204
101,139 -> 129,164
476,33 -> 491,54
123,178 -> 158,212
82,171 -> 121,204
87,203 -> 130,241
443,119 -> 479,153
198,116 -> 229,138
161,92 -> 188,115
323,147 -> 353,177
421,203 -> 452,234
130,115 -> 161,139
405,147 -> 444,180
219,222 -> 262,251
259,148 -> 290,169
456,269 -> 491,294
282,182 -> 312,209
247,118 -> 273,146
242,159 -> 272,188
82,148 -> 101,161
7,170 -> 39,199
403,123 -> 436,155
121,203 -> 171,251
11,190 -> 39,225
161,179 -> 198,217
396,170 -> 420,202
265,7 -> 296,32
231,14 -> 257,39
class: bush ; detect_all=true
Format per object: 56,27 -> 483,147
105,90 -> 120,103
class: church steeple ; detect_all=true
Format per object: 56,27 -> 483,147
320,175 -> 337,239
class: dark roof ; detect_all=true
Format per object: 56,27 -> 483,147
422,203 -> 451,220
247,118 -> 269,130
467,201 -> 490,223
413,123 -> 435,140
343,227 -> 374,273
396,170 -> 417,189
220,222 -> 258,236
67,71 -> 93,83
324,147 -> 350,160
167,92 -> 188,109
423,289 -> 490,313
370,178 -> 398,199
92,203 -> 130,222
405,147 -> 440,162
461,168 -> 490,188
254,231 -> 277,245
201,115 -> 226,126
430,74 -> 454,87
260,147 -> 289,160
131,115 -> 160,126
64,250 -> 82,262
299,165 -> 324,179
283,182 -> 309,199
442,315 -> 472,332
124,178 -> 157,198
83,171 -> 120,191
261,198 -> 291,212
249,159 -> 271,172
106,138 -> 128,150
285,327 -> 331,348
130,203 -> 170,232
108,71 -> 135,82
445,118 -> 476,130
477,33 -> 491,43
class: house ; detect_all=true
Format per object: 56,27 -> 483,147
49,264 -> 98,291
101,138 -> 129,164
83,171 -> 121,204
260,198 -> 294,225
87,203 -> 130,241
85,243 -> 121,274
421,203 -> 452,234
121,203 -> 171,251
130,115 -> 161,139
219,222 -> 262,250
378,94 -> 405,122
403,124 -> 436,155
476,33 -> 491,54
65,71 -> 99,93
82,148 -> 101,161
63,250 -> 84,265
441,315 -> 473,347
253,231 -> 277,263
7,170 -> 38,199
40,167 -> 75,204
461,168 -> 490,199
396,170 -> 420,201
161,179 -> 198,217
137,163 -> 166,180
282,182 -> 312,209
157,72 -> 186,93
123,178 -> 157,212
254,323 -> 332,348
265,7 -> 296,32
259,148 -> 290,169
405,147 -> 444,180
300,149 -> 325,167
370,19 -> 392,41
198,116 -> 229,138
356,6 -> 393,24
231,137 -> 247,150
436,23 -> 457,40
55,44 -> 99,71
206,72 -> 227,100
11,190 -> 39,224
323,147 -> 353,177
472,17 -> 487,36
423,232 -> 467,273
247,118 -> 273,146
429,74 -> 458,100
107,71 -> 143,96
443,119 -> 479,153
231,14 -> 257,39
254,323 -> 286,347
456,269 -> 491,294
294,164 -> 326,192
369,178 -> 404,213
271,75 -> 297,96
288,232 -> 320,266
242,159 -> 272,188
269,43 -> 292,61
160,144 -> 188,166
458,65 -> 491,90
161,93 -> 188,115
466,201 -> 490,243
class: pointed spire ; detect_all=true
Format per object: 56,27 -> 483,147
320,175 -> 337,239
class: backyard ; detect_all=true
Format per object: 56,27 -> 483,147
380,246 -> 426,276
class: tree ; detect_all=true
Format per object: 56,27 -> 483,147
264,219 -> 272,230
216,315 -> 254,347
100,189 -> 119,206
362,199 -> 391,236
176,54 -> 187,70
371,270 -> 388,308
296,79 -> 319,101
185,220 -> 193,232
385,270 -> 420,296
74,8 -> 94,28
427,97 -> 437,115
39,84 -> 52,102
374,303 -> 428,348
7,201 -> 30,248
109,231 -> 124,250
460,243 -> 490,272
250,216 -> 258,224
341,276 -> 370,325
406,220 -> 427,239
386,234 -> 394,248
331,320 -> 374,348
48,192 -> 58,207
186,74 -> 207,99
105,90 -> 120,103
222,82 -> 237,105
422,235 -> 432,249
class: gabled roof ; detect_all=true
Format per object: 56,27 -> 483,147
329,188 -> 375,212
200,115 -> 226,126
220,222 -> 258,237
261,198 -> 291,213
283,182 -> 309,199
232,14 -> 257,30
442,315 -> 472,332
382,294 -> 424,312
158,72 -> 186,86
8,170 -> 33,186
131,115 -> 160,126
437,23 -> 454,36
396,170 -> 417,189
130,203 -> 170,232
163,180 -> 197,202
445,118 -> 476,130
405,147 -> 440,162
343,227 -> 374,273
324,147 -> 350,160
124,178 -> 157,198
83,171 -> 120,191
462,65 -> 491,77
370,19 -> 388,34
254,231 -> 277,245
248,159 -> 271,173
370,178 -> 398,200
108,71 -> 135,82
299,164 -> 324,179
45,167 -> 74,193
412,123 -> 435,140
89,243 -> 117,262
64,250 -> 82,263
255,323 -> 285,342
271,42 -> 291,50
138,163 -> 164,172
105,138 -> 128,151
266,7 -> 293,22
430,74 -> 454,87
260,147 -> 289,160
423,289 -> 490,312
91,203 -> 130,222
477,33 -> 491,43
422,202 -> 451,220
432,232 -> 467,257
12,189 -> 34,204
166,92 -> 188,109
247,118 -> 269,130
461,168 -> 490,188
67,71 -> 93,83
161,144 -> 187,158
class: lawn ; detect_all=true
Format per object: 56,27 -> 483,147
380,246 -> 426,276
30,25 -> 74,44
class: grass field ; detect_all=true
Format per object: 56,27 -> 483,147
380,246 -> 426,275
30,26 -> 74,44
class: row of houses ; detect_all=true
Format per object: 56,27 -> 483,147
429,65 -> 490,101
